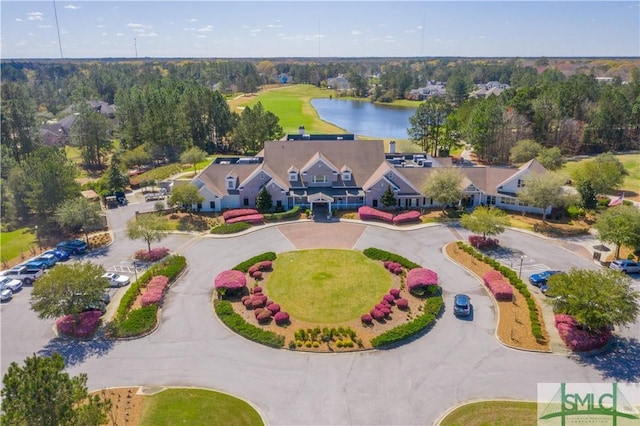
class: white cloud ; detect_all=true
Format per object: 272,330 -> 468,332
250,29 -> 261,33
479,35 -> 486,39
417,25 -> 423,30
16,18 -> 23,22
116,33 -> 124,36
186,18 -> 199,22
267,23 -> 282,28
101,32 -> 108,36
61,30 -> 69,34
133,29 -> 144,33
352,30 -> 362,35
139,32 -> 157,37
64,5 -> 79,10
97,25 -> 106,28
196,35 -> 206,39
197,25 -> 214,32
127,23 -> 144,28
28,33 -> 36,36
38,24 -> 52,28
28,12 -> 44,21
405,29 -> 415,34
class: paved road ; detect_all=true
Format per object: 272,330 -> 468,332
2,209 -> 639,425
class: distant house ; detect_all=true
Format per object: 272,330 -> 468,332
407,81 -> 447,100
188,135 -> 551,216
326,75 -> 351,91
39,100 -> 116,146
470,81 -> 510,98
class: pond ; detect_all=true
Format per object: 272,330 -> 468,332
311,98 -> 416,139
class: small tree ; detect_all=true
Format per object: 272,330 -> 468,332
536,147 -> 565,171
255,186 -> 273,213
180,146 -> 207,176
380,185 -> 396,209
571,152 -> 628,196
516,172 -> 567,221
30,262 -> 108,319
103,151 -> 129,193
460,206 -> 510,239
126,214 -> 168,254
55,197 -> 105,245
1,353 -> 111,426
546,268 -> 639,332
167,184 -> 204,216
509,139 -> 542,164
576,180 -> 598,210
593,204 -> 640,259
422,168 -> 464,212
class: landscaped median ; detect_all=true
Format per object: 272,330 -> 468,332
106,255 -> 187,338
445,242 -> 550,352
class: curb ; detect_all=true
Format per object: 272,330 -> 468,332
432,398 -> 535,426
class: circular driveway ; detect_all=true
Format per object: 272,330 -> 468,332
2,219 -> 638,425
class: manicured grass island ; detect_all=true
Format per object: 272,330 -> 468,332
439,400 -> 537,426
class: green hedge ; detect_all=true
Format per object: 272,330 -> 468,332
111,305 -> 158,338
232,252 -> 277,273
214,300 -> 285,348
264,206 -> 300,221
210,222 -> 251,234
455,241 -> 546,343
371,297 -> 443,347
363,247 -> 421,269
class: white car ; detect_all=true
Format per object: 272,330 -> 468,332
0,276 -> 23,292
0,287 -> 12,302
102,272 -> 131,288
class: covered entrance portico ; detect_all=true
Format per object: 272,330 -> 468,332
308,192 -> 334,220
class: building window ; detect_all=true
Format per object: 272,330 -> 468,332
197,202 -> 202,210
226,177 -> 235,190
313,175 -> 327,183
500,196 -> 516,205
342,171 -> 351,181
289,171 -> 297,181
276,200 -> 282,208
517,178 -> 525,188
209,201 -> 216,209
373,199 -> 378,207
243,197 -> 249,206
486,196 -> 496,205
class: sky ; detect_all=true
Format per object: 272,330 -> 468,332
1,1 -> 639,59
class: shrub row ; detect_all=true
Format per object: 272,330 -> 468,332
468,235 -> 499,250
140,275 -> 170,307
482,271 -> 514,301
392,211 -> 421,224
383,261 -> 403,275
214,300 -> 285,348
233,252 -> 277,273
210,222 -> 251,234
134,247 -> 170,262
358,206 -> 394,223
55,311 -> 102,338
110,305 -> 158,338
226,214 -> 264,225
456,241 -> 545,343
555,314 -> 611,352
363,248 -> 421,269
371,296 -> 443,347
223,208 -> 259,221
406,268 -> 439,296
264,206 -> 300,221
247,261 -> 273,277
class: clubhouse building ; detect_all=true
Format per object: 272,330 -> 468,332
190,135 -> 550,217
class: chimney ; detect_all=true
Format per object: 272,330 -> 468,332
299,125 -> 305,135
389,140 -> 396,154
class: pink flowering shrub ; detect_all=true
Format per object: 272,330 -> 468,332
482,271 -> 513,301
226,214 -> 264,224
379,306 -> 391,316
214,270 -> 247,295
252,271 -> 263,280
361,313 -> 373,324
406,268 -> 439,295
396,298 -> 409,310
392,211 -> 421,225
267,303 -> 280,314
468,235 -> 499,250
375,303 -> 387,311
55,311 -> 102,338
243,298 -> 253,308
134,247 -> 170,262
383,294 -> 395,304
140,276 -> 170,306
257,310 -> 272,323
370,309 -> 385,320
389,288 -> 401,298
555,314 -> 611,352
358,206 -> 393,223
253,286 -> 263,294
384,262 -> 403,275
251,298 -> 266,309
254,308 -> 265,317
223,209 -> 259,221
274,311 -> 290,325
241,295 -> 250,303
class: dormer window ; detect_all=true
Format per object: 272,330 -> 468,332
226,176 -> 236,190
289,171 -> 297,181
342,171 -> 352,181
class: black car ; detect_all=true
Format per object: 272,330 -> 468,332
56,239 -> 88,255
453,294 -> 471,316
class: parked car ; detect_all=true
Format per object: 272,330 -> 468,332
0,276 -> 23,293
529,270 -> 562,287
23,260 -> 48,271
101,272 -> 131,288
453,294 -> 471,317
0,266 -> 43,285
35,253 -> 58,268
0,287 -> 12,302
56,239 -> 88,255
43,249 -> 70,262
609,259 -> 640,274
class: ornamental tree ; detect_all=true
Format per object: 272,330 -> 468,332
460,206 -> 510,239
125,214 -> 169,254
593,204 -> 640,259
422,168 -> 464,212
55,197 -> 105,245
167,184 -> 204,216
546,268 -> 640,332
255,186 -> 273,213
517,172 -> 568,221
1,353 -> 111,426
381,185 -> 396,209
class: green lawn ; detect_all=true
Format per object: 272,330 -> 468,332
265,249 -> 393,324
439,400 -> 537,426
561,153 -> 640,195
0,227 -> 36,261
139,388 -> 263,426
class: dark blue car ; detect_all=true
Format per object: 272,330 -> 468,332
43,249 -> 70,261
56,240 -> 88,255
529,270 -> 562,287
453,294 -> 471,317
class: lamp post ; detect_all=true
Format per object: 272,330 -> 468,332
34,225 -> 40,251
518,255 -> 524,279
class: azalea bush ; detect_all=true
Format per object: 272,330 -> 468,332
406,268 -> 439,296
468,235 -> 499,250
363,248 -> 421,269
226,214 -> 264,225
140,275 -> 170,307
361,313 -> 373,324
56,311 -> 102,338
392,211 -> 421,225
482,271 -> 513,301
555,314 -> 611,352
390,288 -> 401,299
371,296 -> 443,347
214,270 -> 247,296
396,298 -> 409,310
383,294 -> 395,304
384,261 -> 403,275
248,261 -> 273,276
223,209 -> 259,221
267,303 -> 280,314
358,206 -> 393,223
134,247 -> 170,262
233,252 -> 277,273
274,311 -> 290,325
214,300 -> 285,347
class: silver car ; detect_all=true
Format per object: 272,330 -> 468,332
0,287 -> 13,302
0,276 -> 23,292
610,260 -> 640,274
